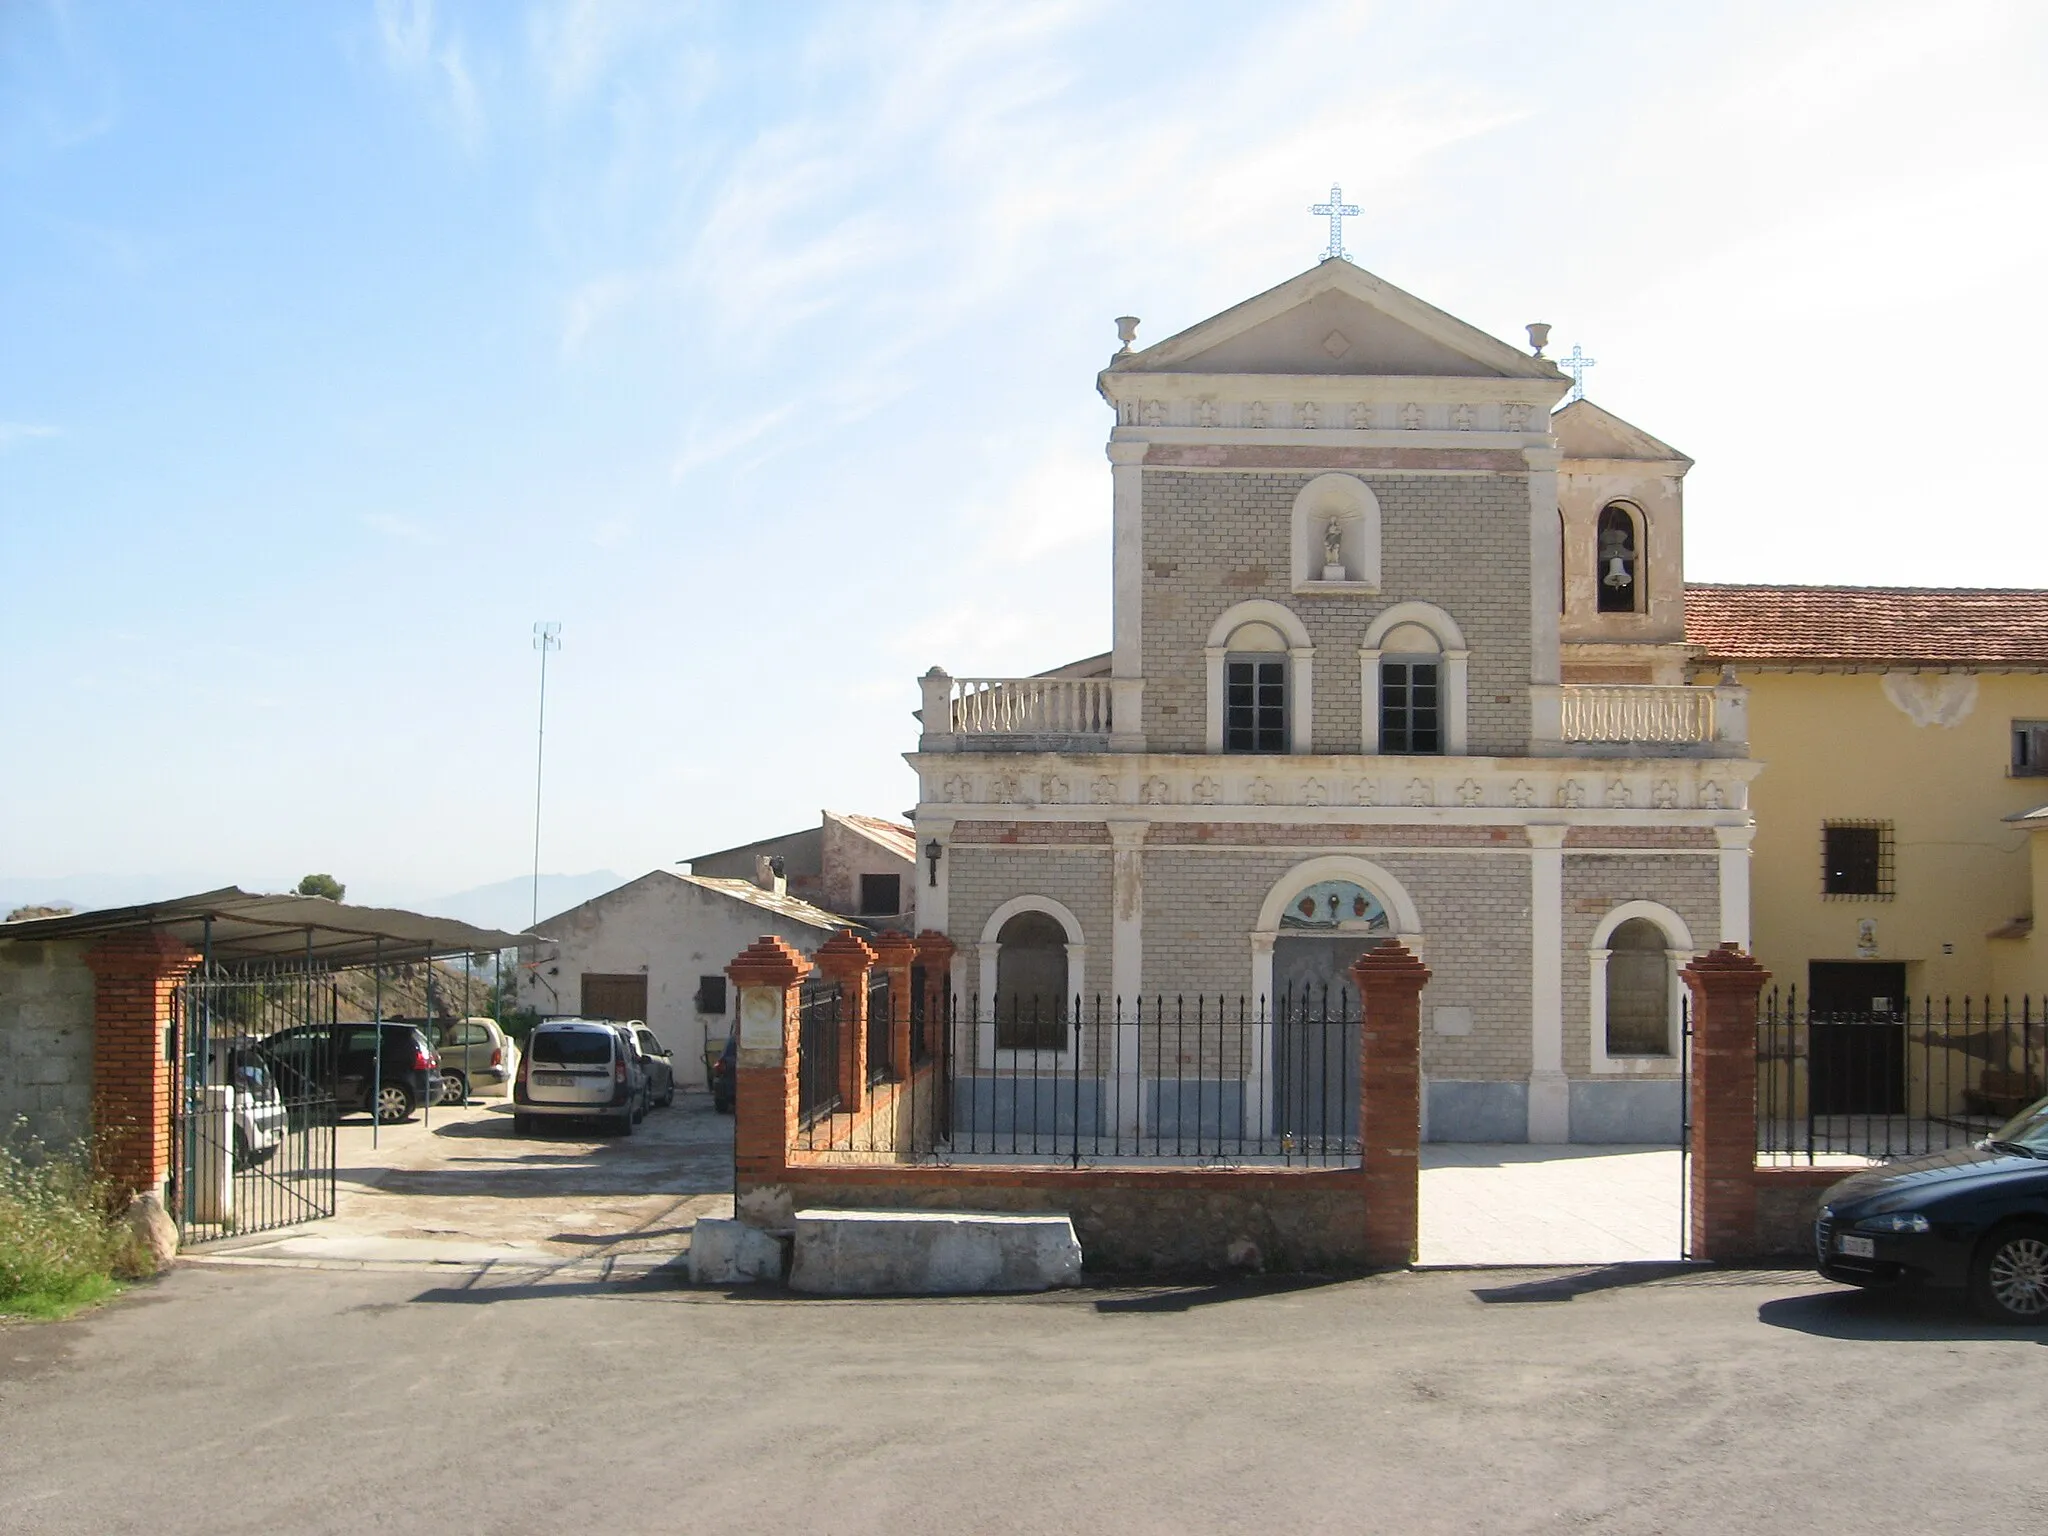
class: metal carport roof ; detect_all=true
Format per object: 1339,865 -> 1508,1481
0,887 -> 539,969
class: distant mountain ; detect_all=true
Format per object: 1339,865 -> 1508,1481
410,871 -> 630,934
0,873 -> 295,917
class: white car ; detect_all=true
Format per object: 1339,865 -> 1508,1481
513,1018 -> 646,1135
207,1038 -> 287,1167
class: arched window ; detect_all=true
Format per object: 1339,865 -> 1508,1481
1604,918 -> 1671,1055
994,910 -> 1068,1051
1204,600 -> 1313,754
1359,602 -> 1468,755
1224,619 -> 1288,752
1377,621 -> 1442,754
1596,502 -> 1643,614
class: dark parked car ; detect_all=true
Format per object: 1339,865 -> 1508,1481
1816,1095 -> 2048,1323
260,1021 -> 440,1125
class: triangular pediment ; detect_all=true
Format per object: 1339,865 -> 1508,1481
1552,399 -> 1691,465
1113,260 -> 1565,382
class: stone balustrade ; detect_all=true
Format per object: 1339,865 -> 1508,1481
1561,685 -> 1717,743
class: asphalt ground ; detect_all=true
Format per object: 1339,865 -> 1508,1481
3,1260 -> 2042,1535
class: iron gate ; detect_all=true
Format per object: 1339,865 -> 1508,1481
168,966 -> 339,1242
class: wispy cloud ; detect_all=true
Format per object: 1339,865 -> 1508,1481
374,0 -> 484,150
669,403 -> 797,482
0,423 -> 61,452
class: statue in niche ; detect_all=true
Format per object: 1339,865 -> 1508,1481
1321,517 -> 1345,580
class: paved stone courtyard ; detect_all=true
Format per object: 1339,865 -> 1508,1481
1419,1143 -> 1685,1266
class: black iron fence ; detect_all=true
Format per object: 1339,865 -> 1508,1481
1758,991 -> 2044,1163
788,989 -> 1361,1168
169,965 -> 340,1242
796,977 -> 843,1126
865,969 -> 894,1085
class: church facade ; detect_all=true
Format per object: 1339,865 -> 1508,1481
908,259 -> 1757,1144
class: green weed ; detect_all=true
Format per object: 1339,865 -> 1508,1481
0,1125 -> 150,1321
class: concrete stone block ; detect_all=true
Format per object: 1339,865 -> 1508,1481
687,1217 -> 787,1285
1427,1079 -> 1528,1142
789,1208 -> 1083,1295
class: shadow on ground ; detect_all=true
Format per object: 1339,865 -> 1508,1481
1759,1286 -> 2048,1344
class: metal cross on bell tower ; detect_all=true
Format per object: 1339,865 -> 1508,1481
1561,344 -> 1596,402
1309,184 -> 1361,262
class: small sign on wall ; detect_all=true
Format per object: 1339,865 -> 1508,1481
1433,1006 -> 1473,1037
739,988 -> 783,1052
1855,918 -> 1878,958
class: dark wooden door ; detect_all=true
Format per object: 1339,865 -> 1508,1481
1808,961 -> 1907,1115
581,973 -> 649,1022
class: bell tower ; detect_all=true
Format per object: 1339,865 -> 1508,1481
1554,398 -> 1693,684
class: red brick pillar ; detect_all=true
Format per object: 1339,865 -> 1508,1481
725,937 -> 811,1193
84,931 -> 201,1201
812,930 -> 878,1115
869,931 -> 917,1083
914,931 -> 956,1065
1351,940 -> 1431,1268
1681,943 -> 1770,1262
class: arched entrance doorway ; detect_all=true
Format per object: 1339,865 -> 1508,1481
1252,859 -> 1422,1147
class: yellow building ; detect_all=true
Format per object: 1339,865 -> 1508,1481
1683,585 -> 2048,1013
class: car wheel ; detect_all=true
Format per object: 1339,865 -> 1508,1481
376,1083 -> 414,1124
233,1127 -> 251,1170
437,1072 -> 468,1107
616,1107 -> 636,1137
513,1113 -> 532,1135
1971,1223 -> 2048,1324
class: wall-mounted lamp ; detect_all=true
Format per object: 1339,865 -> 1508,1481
925,838 -> 943,887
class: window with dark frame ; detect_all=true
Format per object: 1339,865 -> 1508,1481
1595,502 -> 1641,614
1822,821 -> 1893,898
694,975 -> 727,1014
2014,720 -> 2048,777
1225,657 -> 1287,752
858,872 -> 902,915
1380,659 -> 1442,754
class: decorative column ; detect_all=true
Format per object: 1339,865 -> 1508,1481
725,936 -> 811,1198
1352,940 -> 1431,1268
913,930 -> 956,1067
1715,822 -> 1755,948
915,816 -> 953,937
84,930 -> 200,1203
1107,817 -> 1147,1140
1681,943 -> 1770,1262
868,930 -> 917,1082
1526,823 -> 1571,1143
812,929 -> 878,1116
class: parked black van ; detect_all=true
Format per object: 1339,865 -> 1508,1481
259,1021 -> 440,1124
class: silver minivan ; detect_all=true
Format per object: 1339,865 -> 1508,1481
513,1018 -> 645,1135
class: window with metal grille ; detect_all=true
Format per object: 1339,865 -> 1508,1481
1380,659 -> 1442,754
858,872 -> 901,915
694,975 -> 727,1014
1225,657 -> 1287,752
2014,721 -> 2048,777
1822,821 -> 1893,898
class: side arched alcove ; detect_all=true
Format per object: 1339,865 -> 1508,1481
1291,473 -> 1382,593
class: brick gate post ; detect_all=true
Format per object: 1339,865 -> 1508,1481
83,930 -> 201,1203
1680,943 -> 1771,1262
1351,940 -> 1431,1268
812,930 -> 879,1115
725,937 -> 811,1198
868,930 -> 917,1082
913,931 -> 956,1065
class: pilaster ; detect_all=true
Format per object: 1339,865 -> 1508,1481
1526,823 -> 1569,1142
1715,822 -> 1755,948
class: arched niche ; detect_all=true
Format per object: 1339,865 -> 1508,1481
1291,473 -> 1382,593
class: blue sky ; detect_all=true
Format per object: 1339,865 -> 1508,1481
3,0 -> 2045,909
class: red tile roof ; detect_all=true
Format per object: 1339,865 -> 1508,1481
1685,585 -> 2048,667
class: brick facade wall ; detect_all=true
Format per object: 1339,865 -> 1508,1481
1561,853 -> 1721,1079
1139,470 -> 1534,755
948,845 -> 1114,997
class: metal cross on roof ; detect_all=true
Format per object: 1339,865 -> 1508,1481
1561,344 -> 1596,402
1309,183 -> 1361,262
